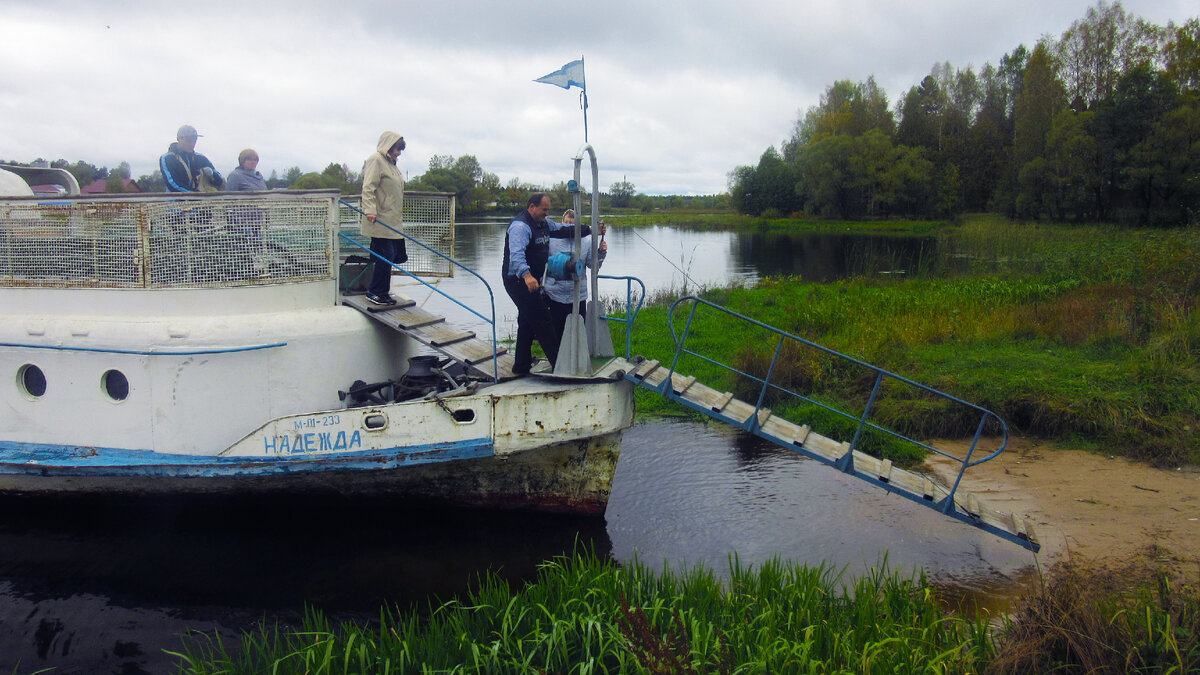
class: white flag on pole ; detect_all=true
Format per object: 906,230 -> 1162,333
534,59 -> 585,90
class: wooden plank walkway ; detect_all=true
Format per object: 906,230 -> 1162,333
342,293 -> 518,380
625,358 -> 1039,550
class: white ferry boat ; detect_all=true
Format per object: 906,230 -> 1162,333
0,165 -> 634,514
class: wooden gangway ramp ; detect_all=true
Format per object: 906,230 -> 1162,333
625,358 -> 1040,552
342,293 -> 519,381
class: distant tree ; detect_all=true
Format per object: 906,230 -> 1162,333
291,172 -> 332,190
1164,18 -> 1200,94
56,159 -> 103,187
284,166 -> 303,187
502,177 -> 525,207
797,136 -> 864,219
963,102 -> 1007,210
609,177 -> 635,207
728,165 -> 756,214
547,181 -> 574,213
428,154 -> 455,171
137,170 -> 165,193
897,75 -> 944,151
1044,109 -> 1099,220
1010,41 -> 1068,214
1124,101 -> 1200,225
935,163 -> 963,218
1057,0 -> 1164,109
415,167 -> 472,203
318,162 -> 360,193
790,77 -> 894,153
1095,63 -> 1179,220
452,155 -> 483,184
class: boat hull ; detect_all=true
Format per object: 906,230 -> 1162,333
0,430 -> 623,515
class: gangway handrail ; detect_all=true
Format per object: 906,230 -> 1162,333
338,199 -> 500,382
661,295 -> 1009,516
597,274 -> 646,359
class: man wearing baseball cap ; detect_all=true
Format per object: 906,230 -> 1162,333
160,124 -> 224,192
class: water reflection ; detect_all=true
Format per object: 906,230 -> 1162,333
733,232 -> 938,282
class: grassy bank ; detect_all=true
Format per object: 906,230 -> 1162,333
172,549 -> 993,674
615,215 -> 1200,465
172,550 -> 1199,674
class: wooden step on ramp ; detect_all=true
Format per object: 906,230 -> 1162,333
342,293 -> 519,380
625,357 -> 1039,551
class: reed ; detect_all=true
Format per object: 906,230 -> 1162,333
171,547 -> 993,674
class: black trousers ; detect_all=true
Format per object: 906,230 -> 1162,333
368,238 -> 408,296
503,275 -> 559,373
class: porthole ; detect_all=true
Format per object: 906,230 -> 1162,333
18,364 -> 47,399
102,369 -> 129,402
363,413 -> 388,430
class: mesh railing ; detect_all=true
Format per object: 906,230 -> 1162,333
0,191 -> 337,288
338,192 -> 454,277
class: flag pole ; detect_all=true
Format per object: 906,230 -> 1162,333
581,55 -> 588,143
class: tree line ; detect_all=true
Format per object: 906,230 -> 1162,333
7,155 -> 728,214
729,1 -> 1200,226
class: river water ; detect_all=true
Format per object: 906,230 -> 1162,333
0,222 -> 1036,673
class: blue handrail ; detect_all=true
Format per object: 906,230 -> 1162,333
597,274 -> 646,359
338,200 -> 500,382
661,295 -> 1009,517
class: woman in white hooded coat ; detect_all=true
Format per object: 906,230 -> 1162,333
360,131 -> 406,305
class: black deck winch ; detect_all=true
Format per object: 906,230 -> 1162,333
339,355 -> 472,407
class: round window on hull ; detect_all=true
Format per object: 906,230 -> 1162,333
18,364 -> 47,399
102,369 -> 129,402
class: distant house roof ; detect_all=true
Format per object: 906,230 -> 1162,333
81,178 -> 141,194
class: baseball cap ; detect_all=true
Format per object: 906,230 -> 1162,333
177,124 -> 202,139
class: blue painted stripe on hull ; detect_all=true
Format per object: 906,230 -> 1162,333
0,341 -> 287,355
0,439 -> 493,478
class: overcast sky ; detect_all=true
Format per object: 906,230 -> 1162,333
1,1 -> 1194,195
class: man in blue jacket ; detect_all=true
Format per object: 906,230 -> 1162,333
160,125 -> 223,192
502,193 -> 597,375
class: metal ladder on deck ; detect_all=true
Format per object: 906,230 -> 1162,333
341,292 -> 520,381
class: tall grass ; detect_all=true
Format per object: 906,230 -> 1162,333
172,547 -> 994,674
171,548 -> 1200,673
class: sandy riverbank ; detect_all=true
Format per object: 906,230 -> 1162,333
926,437 -> 1200,572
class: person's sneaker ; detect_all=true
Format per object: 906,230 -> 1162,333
366,293 -> 395,306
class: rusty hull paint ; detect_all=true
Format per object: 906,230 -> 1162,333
377,430 -> 625,514
492,378 -> 634,455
